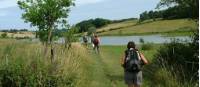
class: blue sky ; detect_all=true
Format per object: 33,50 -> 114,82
0,0 -> 160,30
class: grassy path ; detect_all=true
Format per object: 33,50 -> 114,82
85,45 -> 159,87
98,46 -> 126,87
87,52 -> 112,87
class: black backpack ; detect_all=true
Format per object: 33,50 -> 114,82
124,48 -> 142,72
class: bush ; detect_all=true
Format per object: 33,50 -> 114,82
154,37 -> 198,85
63,26 -> 78,49
140,42 -> 153,50
1,33 -> 7,38
139,38 -> 144,44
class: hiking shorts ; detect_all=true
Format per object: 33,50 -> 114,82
124,71 -> 142,86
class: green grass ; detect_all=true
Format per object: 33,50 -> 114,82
97,19 -> 198,36
0,39 -> 96,87
96,44 -> 193,87
96,45 -> 160,87
0,39 -> 196,87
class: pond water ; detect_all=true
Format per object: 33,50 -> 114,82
57,35 -> 191,45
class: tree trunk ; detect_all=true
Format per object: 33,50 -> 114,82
44,41 -> 48,58
48,28 -> 54,62
44,26 -> 55,63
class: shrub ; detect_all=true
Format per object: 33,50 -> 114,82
141,42 -> 153,50
63,26 -> 78,49
1,33 -> 7,38
154,37 -> 198,85
139,38 -> 145,44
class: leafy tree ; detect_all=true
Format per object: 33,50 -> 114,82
76,20 -> 95,33
92,18 -> 111,28
18,0 -> 74,60
157,0 -> 198,19
148,10 -> 155,20
139,11 -> 149,22
76,18 -> 111,33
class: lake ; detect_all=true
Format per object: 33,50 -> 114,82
57,35 -> 191,45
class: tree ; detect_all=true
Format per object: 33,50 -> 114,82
18,0 -> 74,60
139,11 -> 149,22
92,18 -> 111,28
75,18 -> 111,33
157,0 -> 198,19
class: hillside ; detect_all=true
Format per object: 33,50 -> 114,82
96,19 -> 198,36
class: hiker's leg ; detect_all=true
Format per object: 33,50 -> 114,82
97,45 -> 100,53
94,45 -> 97,53
93,45 -> 96,50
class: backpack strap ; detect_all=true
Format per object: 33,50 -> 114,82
136,51 -> 141,60
137,51 -> 145,65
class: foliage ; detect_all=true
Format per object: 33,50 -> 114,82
157,0 -> 199,19
18,0 -> 74,59
157,0 -> 198,19
17,0 -> 74,43
112,18 -> 138,23
1,33 -> 7,38
139,0 -> 198,22
76,18 -> 111,33
87,26 -> 96,36
36,30 -> 48,43
139,38 -> 145,44
139,38 -> 154,50
53,29 -> 67,38
140,43 -> 153,50
63,26 -> 78,49
0,40 -> 90,87
154,32 -> 199,84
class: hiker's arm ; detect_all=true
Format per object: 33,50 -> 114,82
140,53 -> 148,65
120,54 -> 125,67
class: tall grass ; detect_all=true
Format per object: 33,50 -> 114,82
149,37 -> 199,87
0,39 -> 92,87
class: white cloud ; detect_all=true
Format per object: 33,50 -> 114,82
0,0 -> 17,9
75,0 -> 105,6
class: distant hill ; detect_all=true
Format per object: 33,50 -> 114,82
96,19 -> 198,36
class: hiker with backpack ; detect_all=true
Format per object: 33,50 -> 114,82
121,41 -> 148,87
93,35 -> 100,53
82,34 -> 88,46
90,33 -> 95,47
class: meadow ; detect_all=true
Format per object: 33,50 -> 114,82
0,38 -> 197,87
97,19 -> 198,36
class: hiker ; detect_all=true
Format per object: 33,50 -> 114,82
121,41 -> 148,87
90,33 -> 95,47
93,35 -> 100,53
82,34 -> 88,46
